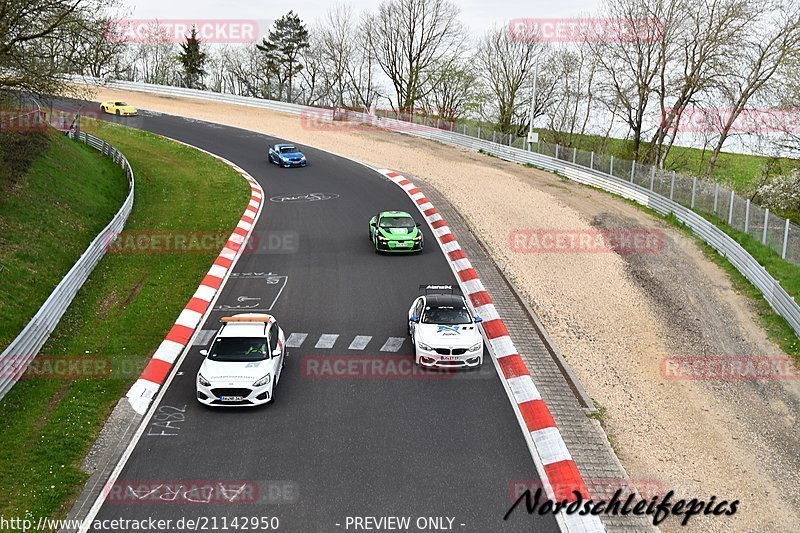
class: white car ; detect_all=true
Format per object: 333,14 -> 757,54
408,286 -> 484,368
197,313 -> 286,406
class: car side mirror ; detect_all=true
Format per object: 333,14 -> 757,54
199,349 -> 208,356
474,316 -> 483,323
410,315 -> 420,323
416,222 -> 421,227
272,348 -> 282,357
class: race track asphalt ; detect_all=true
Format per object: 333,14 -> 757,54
59,101 -> 559,533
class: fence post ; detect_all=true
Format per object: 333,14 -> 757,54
555,144 -> 559,159
744,199 -> 750,233
492,131 -> 496,143
649,166 -> 655,190
590,151 -> 594,169
762,209 -> 769,244
782,218 -> 790,259
573,147 -> 577,163
610,155 -> 614,176
728,191 -> 735,225
713,183 -> 719,213
630,161 -> 636,182
691,177 -> 697,209
537,140 -> 540,153
669,171 -> 675,200
478,126 -> 481,139
463,124 -> 466,135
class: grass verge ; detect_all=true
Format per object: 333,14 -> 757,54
0,129 -> 128,348
0,121 -> 249,529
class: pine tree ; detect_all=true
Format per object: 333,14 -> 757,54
257,11 -> 309,102
178,26 -> 208,89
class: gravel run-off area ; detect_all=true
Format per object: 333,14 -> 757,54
87,87 -> 799,532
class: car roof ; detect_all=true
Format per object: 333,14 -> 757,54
217,322 -> 269,339
424,294 -> 466,307
380,210 -> 412,218
275,143 -> 298,149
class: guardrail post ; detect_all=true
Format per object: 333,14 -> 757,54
649,166 -> 655,190
713,183 -> 719,213
669,171 -> 675,200
762,209 -> 769,244
630,161 -> 636,182
782,218 -> 790,259
573,147 -> 577,163
590,151 -> 594,169
744,199 -> 750,233
728,191 -> 735,225
610,155 -> 614,176
691,177 -> 697,208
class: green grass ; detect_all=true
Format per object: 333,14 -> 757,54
0,121 -> 249,529
0,129 -> 128,349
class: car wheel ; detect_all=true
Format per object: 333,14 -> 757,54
116,110 -> 120,116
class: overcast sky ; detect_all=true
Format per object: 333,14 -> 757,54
125,0 -> 602,36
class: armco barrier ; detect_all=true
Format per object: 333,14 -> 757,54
80,78 -> 800,339
0,128 -> 134,401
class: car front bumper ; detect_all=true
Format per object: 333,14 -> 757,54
415,346 -> 483,368
280,159 -> 307,167
196,381 -> 273,407
376,238 -> 423,252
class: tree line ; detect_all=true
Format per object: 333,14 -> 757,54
4,0 -> 800,180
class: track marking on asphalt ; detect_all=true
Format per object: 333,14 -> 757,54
380,337 -> 405,352
348,335 -> 372,350
285,333 -> 308,348
194,330 -> 216,346
315,334 -> 339,349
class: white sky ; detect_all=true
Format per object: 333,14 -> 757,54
124,0 -> 602,37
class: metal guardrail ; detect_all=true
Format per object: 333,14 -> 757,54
82,78 -> 800,339
0,128 -> 135,401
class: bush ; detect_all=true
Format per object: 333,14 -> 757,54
755,169 -> 800,212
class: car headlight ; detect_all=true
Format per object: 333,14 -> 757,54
418,342 -> 433,351
469,342 -> 482,352
198,373 -> 210,387
377,235 -> 389,242
253,374 -> 271,387
413,234 -> 423,241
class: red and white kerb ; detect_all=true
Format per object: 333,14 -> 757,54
378,169 -> 604,533
126,159 -> 263,415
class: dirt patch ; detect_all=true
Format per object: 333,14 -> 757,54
87,86 -> 799,532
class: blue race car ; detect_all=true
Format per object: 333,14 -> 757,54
268,143 -> 307,167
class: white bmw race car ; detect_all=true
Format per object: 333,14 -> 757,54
408,286 -> 484,368
197,313 -> 286,406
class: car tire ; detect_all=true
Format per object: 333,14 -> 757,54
116,110 -> 120,116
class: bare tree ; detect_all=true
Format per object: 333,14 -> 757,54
543,43 -> 599,145
132,21 -> 177,85
475,25 -> 542,135
648,0 -> 755,167
367,0 -> 465,114
703,0 -> 800,177
0,0 -> 119,95
346,16 -> 381,111
591,0 -> 676,160
420,58 -> 481,123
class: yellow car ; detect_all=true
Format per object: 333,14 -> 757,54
100,101 -> 138,116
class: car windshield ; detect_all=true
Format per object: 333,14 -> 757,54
115,102 -> 127,106
279,146 -> 299,154
208,337 -> 269,362
380,216 -> 415,228
422,306 -> 472,325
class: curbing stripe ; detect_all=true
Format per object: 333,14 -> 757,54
124,153 -> 264,413
377,169 -> 603,533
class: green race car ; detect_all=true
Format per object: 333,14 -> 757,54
369,211 -> 424,253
